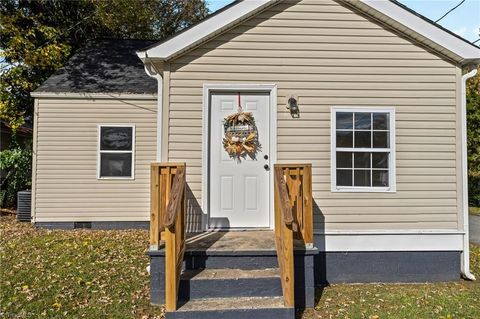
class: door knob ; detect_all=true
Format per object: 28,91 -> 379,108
264,164 -> 270,171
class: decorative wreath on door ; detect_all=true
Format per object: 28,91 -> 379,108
223,93 -> 259,159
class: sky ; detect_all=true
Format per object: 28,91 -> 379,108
206,0 -> 480,43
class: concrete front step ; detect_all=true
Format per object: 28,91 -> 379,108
166,296 -> 295,319
179,268 -> 282,299
149,246 -> 318,308
184,249 -> 279,270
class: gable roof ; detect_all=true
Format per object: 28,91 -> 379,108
137,0 -> 480,65
34,39 -> 157,95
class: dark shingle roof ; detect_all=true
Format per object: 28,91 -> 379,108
35,39 -> 157,95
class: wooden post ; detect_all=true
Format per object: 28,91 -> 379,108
282,222 -> 294,307
164,226 -> 177,311
274,165 -> 295,308
156,163 -> 186,313
150,165 -> 160,250
303,164 -> 313,246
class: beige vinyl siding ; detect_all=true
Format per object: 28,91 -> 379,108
165,0 -> 460,231
33,97 -> 156,222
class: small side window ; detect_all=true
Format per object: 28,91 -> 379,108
98,125 -> 135,179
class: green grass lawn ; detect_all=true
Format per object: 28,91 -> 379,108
1,216 -> 480,319
470,207 -> 480,216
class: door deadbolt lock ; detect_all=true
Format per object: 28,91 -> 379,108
264,164 -> 270,170
264,155 -> 269,160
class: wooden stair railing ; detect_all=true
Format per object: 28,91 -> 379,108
274,164 -> 313,308
274,166 -> 295,308
150,163 -> 186,312
280,164 -> 313,246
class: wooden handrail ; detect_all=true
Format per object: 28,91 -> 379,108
274,167 -> 294,225
274,165 -> 295,308
274,163 -> 313,309
164,166 -> 186,228
150,163 -> 186,312
279,164 -> 313,246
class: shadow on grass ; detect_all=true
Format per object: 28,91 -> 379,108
295,285 -> 328,319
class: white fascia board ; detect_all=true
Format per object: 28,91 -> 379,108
359,0 -> 480,63
137,0 -> 275,61
316,232 -> 464,252
31,92 -> 157,100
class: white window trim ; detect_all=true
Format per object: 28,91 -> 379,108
97,124 -> 136,180
330,107 -> 396,193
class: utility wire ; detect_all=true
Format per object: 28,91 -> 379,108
473,38 -> 480,44
435,0 -> 466,22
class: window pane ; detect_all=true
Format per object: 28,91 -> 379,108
373,113 -> 389,130
337,152 -> 352,168
336,131 -> 353,148
372,152 -> 389,168
372,170 -> 389,187
100,153 -> 132,177
336,112 -> 353,129
354,170 -> 371,187
355,131 -> 371,148
354,112 -> 371,130
354,152 -> 371,168
100,127 -> 133,151
373,131 -> 389,148
337,169 -> 352,186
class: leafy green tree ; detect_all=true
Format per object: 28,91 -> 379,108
467,67 -> 480,206
0,0 -> 208,131
0,143 -> 32,207
0,0 -> 208,207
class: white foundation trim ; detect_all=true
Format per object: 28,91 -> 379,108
315,232 -> 464,252
202,83 -> 278,231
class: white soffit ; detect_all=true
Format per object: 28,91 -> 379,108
138,0 -> 480,64
137,0 -> 276,61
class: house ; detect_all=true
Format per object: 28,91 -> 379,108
31,39 -> 158,229
31,0 -> 480,318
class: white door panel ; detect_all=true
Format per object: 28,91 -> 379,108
209,93 -> 270,228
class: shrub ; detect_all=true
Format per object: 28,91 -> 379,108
0,145 -> 32,208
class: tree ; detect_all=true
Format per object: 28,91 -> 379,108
0,0 -> 208,207
467,67 -> 480,206
0,0 -> 208,131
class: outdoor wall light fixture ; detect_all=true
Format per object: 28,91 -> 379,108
287,96 -> 300,118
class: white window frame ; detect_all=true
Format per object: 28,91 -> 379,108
97,124 -> 136,180
331,107 -> 396,193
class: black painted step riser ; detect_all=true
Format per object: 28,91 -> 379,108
179,277 -> 282,299
166,308 -> 295,319
185,255 -> 278,270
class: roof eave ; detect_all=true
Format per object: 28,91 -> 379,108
137,0 -> 480,65
460,58 -> 480,66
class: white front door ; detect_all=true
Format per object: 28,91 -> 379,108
209,92 -> 270,229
